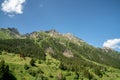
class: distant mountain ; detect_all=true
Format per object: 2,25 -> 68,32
0,27 -> 120,80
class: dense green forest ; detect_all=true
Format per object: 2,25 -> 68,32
0,39 -> 45,60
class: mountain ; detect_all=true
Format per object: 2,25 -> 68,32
0,27 -> 24,39
0,27 -> 120,80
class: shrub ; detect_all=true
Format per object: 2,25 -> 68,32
37,68 -> 44,74
65,72 -> 72,76
74,72 -> 79,79
0,59 -> 16,80
36,74 -> 48,80
38,60 -> 42,64
28,68 -> 37,77
59,62 -> 67,70
83,69 -> 94,80
49,73 -> 54,78
30,58 -> 36,66
24,64 -> 30,70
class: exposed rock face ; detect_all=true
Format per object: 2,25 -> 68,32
103,47 -> 113,52
28,32 -> 39,38
63,33 -> 75,40
47,29 -> 61,37
63,49 -> 73,58
45,47 -> 54,54
46,30 -> 84,44
7,27 -> 20,35
63,33 -> 84,44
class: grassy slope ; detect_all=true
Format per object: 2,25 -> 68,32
0,30 -> 12,39
0,52 -> 75,80
0,52 -> 120,80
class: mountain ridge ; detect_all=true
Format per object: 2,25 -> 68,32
0,27 -> 120,80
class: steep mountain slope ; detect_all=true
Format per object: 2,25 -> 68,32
0,28 -> 23,39
0,28 -> 120,80
26,29 -> 120,68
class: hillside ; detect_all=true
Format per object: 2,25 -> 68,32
0,27 -> 120,80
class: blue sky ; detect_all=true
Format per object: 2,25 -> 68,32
0,0 -> 120,50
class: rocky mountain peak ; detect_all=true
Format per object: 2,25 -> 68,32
46,29 -> 61,37
26,31 -> 39,38
63,33 -> 83,43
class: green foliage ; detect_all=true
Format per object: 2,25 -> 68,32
0,59 -> 16,80
59,62 -> 67,70
1,52 -> 120,80
24,64 -> 30,70
0,28 -> 20,39
30,58 -> 36,66
49,73 -> 54,78
36,74 -> 48,80
83,69 -> 94,80
27,67 -> 46,79
0,59 -> 6,79
94,66 -> 105,78
74,72 -> 79,80
0,39 -> 46,60
28,68 -> 37,77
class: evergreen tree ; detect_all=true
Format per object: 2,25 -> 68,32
0,59 -> 16,80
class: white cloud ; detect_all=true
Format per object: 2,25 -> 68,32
103,38 -> 120,49
1,0 -> 26,16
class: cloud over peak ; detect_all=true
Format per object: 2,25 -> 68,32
103,38 -> 120,49
1,0 -> 26,16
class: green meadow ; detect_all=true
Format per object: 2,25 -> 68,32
1,52 -> 120,80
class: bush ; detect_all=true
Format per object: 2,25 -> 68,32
83,69 -> 94,80
38,60 -> 42,64
28,68 -> 37,77
36,74 -> 48,80
59,62 -> 67,70
0,59 -> 16,80
65,72 -> 72,76
30,58 -> 36,66
74,72 -> 79,79
37,68 -> 44,74
24,64 -> 30,70
94,69 -> 103,78
49,73 -> 54,78
28,68 -> 44,77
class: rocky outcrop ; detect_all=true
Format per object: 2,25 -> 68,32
63,49 -> 73,58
